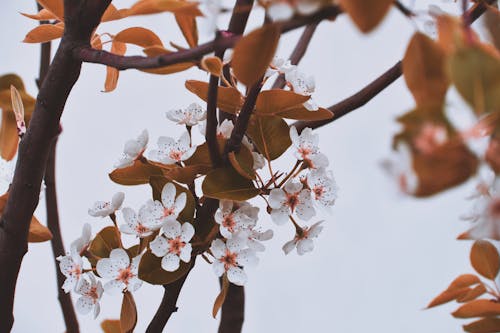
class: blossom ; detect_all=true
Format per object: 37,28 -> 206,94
267,0 -> 321,22
306,168 -> 338,207
0,158 -> 14,194
252,152 -> 266,170
285,68 -> 319,111
269,180 -> 315,224
74,273 -> 103,319
466,166 -> 495,200
119,206 -> 155,238
381,143 -> 418,195
210,237 -> 258,286
166,103 -> 207,126
150,221 -> 195,271
57,249 -> 84,293
149,132 -> 196,164
283,221 -> 324,255
115,130 -> 148,169
215,200 -> 258,238
289,126 -> 329,169
88,192 -> 125,217
96,248 -> 142,294
199,119 -> 234,139
245,228 -> 274,252
413,123 -> 448,154
140,183 -> 187,228
70,223 -> 92,255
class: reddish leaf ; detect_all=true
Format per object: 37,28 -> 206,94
246,115 -> 291,161
212,274 -> 229,318
175,14 -> 198,48
338,0 -> 393,33
23,24 -> 64,43
255,90 -> 309,115
228,146 -> 255,180
185,80 -> 243,114
138,250 -> 191,284
37,0 -> 64,20
120,291 -> 137,333
470,240 -> 500,280
463,317 -> 500,333
202,167 -> 260,201
101,319 -> 122,333
453,299 -> 500,318
457,284 -> 487,303
114,27 -> 164,48
109,160 -> 164,186
427,274 -> 481,308
104,41 -> 127,92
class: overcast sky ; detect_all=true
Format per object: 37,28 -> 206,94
0,1 -> 487,332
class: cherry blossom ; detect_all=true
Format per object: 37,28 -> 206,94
413,123 -> 448,154
244,228 -> 274,252
57,249 -> 84,293
199,119 -> 234,139
381,143 -> 418,195
96,248 -> 142,294
150,221 -> 195,271
114,130 -> 148,169
285,69 -> 319,111
74,273 -> 103,319
70,223 -> 92,255
119,206 -> 155,238
166,103 -> 207,126
215,200 -> 258,238
140,183 -> 187,228
210,237 -> 258,286
269,180 -> 315,224
306,168 -> 338,208
289,126 -> 329,169
283,221 -> 324,255
267,0 -> 321,22
149,132 -> 196,164
88,192 -> 125,217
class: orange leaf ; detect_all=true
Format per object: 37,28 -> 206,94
201,56 -> 223,77
453,299 -> 500,318
212,274 -> 229,318
109,160 -> 163,185
21,9 -> 57,21
255,90 -> 309,115
228,146 -> 255,180
104,41 -> 127,92
101,4 -> 123,22
175,14 -> 198,48
23,24 -> 64,43
463,317 -> 500,333
124,0 -> 203,17
101,319 -> 121,333
403,32 -> 449,107
470,240 -> 500,280
246,115 -> 291,161
37,0 -> 64,20
232,24 -> 280,86
163,164 -> 211,184
114,27 -> 164,48
120,291 -> 137,333
277,106 -> 334,121
185,80 -> 243,114
0,110 -> 19,161
427,274 -> 481,308
457,284 -> 487,303
28,216 -> 53,243
338,0 -> 393,33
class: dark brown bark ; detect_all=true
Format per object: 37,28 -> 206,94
0,1 -> 111,331
218,278 -> 245,333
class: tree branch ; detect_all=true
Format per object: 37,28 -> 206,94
73,5 -> 342,71
0,1 -> 111,330
218,278 -> 245,333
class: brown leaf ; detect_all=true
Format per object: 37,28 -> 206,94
28,216 -> 53,243
338,0 -> 393,33
138,250 -> 192,284
485,8 -> 500,51
175,14 -> 198,48
89,227 -> 122,264
470,240 -> 500,280
163,164 -> 211,184
232,24 -> 280,86
457,284 -> 487,303
201,56 -> 223,77
109,159 -> 164,185
277,106 -> 334,121
37,0 -> 64,20
101,4 -> 123,22
427,274 -> 481,308
403,32 -> 449,107
120,291 -> 137,333
246,115 -> 291,161
104,41 -> 127,92
255,90 -> 309,115
185,80 -> 243,114
21,9 -> 57,21
101,319 -> 122,333
114,27 -> 164,48
463,317 -> 500,333
0,109 -> 19,161
124,0 -> 203,17
453,299 -> 500,318
202,167 -> 260,201
23,24 -> 64,43
228,146 -> 255,180
212,274 -> 229,318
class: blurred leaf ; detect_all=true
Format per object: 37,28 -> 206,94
109,160 -> 164,185
37,0 -> 64,20
212,274 -> 229,318
104,41 -> 127,92
21,9 -> 58,21
185,80 -> 243,114
453,299 -> 500,318
120,291 -> 137,333
232,24 -> 280,86
427,274 -> 481,308
123,0 -> 203,17
277,106 -> 333,121
485,8 -> 500,51
403,32 -> 449,107
23,24 -> 64,43
202,167 -> 259,201
0,74 -> 25,91
114,27 -> 164,48
175,14 -> 198,48
463,317 -> 500,333
138,250 -> 191,284
201,56 -> 223,77
101,319 -> 122,333
246,115 -> 291,161
338,0 -> 393,33
101,4 -> 123,22
470,240 -> 500,280
149,176 -> 196,222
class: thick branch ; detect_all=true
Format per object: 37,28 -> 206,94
74,5 -> 342,70
218,278 -> 245,333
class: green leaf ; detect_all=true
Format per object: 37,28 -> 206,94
202,167 -> 259,201
246,115 -> 291,161
138,250 -> 192,285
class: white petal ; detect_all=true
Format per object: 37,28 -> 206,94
179,243 -> 192,263
174,192 -> 187,214
109,248 -> 130,269
76,296 -> 94,315
210,239 -> 226,259
247,239 -> 266,252
282,239 -> 297,255
128,276 -> 143,292
180,223 -> 195,242
296,238 -> 314,255
161,253 -> 181,272
137,129 -> 149,148
284,181 -> 303,194
226,236 -> 246,253
308,221 -> 324,238
289,126 -> 299,146
227,267 -> 247,286
212,261 -> 225,277
103,280 -> 124,295
124,140 -> 142,157
150,235 -> 169,257
75,275 -> 91,295
163,221 -> 182,239
267,2 -> 294,21
268,189 -> 286,209
237,248 -> 258,267
161,183 -> 176,208
303,99 -> 319,111
96,258 -> 119,279
270,206 -> 290,225
112,192 -> 125,210
93,302 -> 101,319
178,131 -> 191,150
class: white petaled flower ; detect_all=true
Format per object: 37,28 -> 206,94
150,132 -> 196,164
381,143 -> 418,195
57,249 -> 84,293
0,158 -> 14,194
245,228 -> 273,252
283,221 -> 324,255
466,166 -> 496,200
140,183 -> 187,228
70,223 -> 92,255
74,273 -> 103,319
96,248 -> 142,294
119,207 -> 155,238
252,152 -> 266,170
307,168 -> 338,207
267,2 -> 294,22
166,103 -> 207,126
198,119 -> 235,139
268,180 -> 315,225
210,237 -> 258,286
115,130 -> 148,169
150,221 -> 195,272
296,0 -> 321,15
88,192 -> 125,218
265,57 -> 295,78
289,126 -> 329,169
215,200 -> 258,239
413,123 -> 448,154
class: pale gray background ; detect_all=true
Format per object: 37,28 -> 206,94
0,0 -> 485,332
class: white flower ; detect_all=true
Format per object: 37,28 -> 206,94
381,143 -> 418,195
215,200 -> 258,238
466,166 -> 496,200
96,248 -> 142,294
199,119 -> 235,139
119,206 -> 155,238
150,221 -> 195,272
74,273 -> 103,319
285,69 -> 319,111
70,223 -> 92,255
149,132 -> 196,164
296,0 -> 321,15
0,158 -> 14,194
289,126 -> 329,169
307,168 -> 338,207
413,123 -> 448,154
252,152 -> 266,170
283,221 -> 324,255
210,237 -> 258,286
166,103 -> 207,126
88,192 -> 125,217
245,228 -> 273,252
140,183 -> 187,228
268,180 -> 315,224
267,2 -> 294,22
115,130 -> 148,169
57,249 -> 83,293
